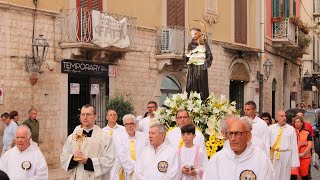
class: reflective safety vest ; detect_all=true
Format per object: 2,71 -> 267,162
297,129 -> 311,158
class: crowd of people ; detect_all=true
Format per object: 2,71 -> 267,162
0,100 -> 316,179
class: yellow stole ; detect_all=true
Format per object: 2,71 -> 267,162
119,139 -> 136,180
270,127 -> 284,160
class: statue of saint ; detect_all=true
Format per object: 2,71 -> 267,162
184,27 -> 213,100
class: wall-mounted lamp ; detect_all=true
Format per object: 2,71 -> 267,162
25,34 -> 49,74
257,59 -> 273,82
25,34 -> 49,85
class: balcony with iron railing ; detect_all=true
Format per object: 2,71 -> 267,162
272,18 -> 298,46
59,8 -> 137,51
154,26 -> 212,71
271,18 -> 310,57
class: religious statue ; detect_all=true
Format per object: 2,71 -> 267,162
184,21 -> 213,100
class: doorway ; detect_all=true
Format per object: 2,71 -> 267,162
229,80 -> 244,115
68,75 -> 108,135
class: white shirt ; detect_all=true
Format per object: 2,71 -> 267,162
252,116 -> 270,155
138,116 -> 155,135
2,120 -> 18,153
135,142 -> 180,180
203,143 -> 275,180
179,145 -> 208,180
102,123 -> 125,137
167,127 -> 206,154
0,142 -> 48,180
115,131 -> 149,179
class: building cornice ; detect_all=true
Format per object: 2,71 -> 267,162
0,1 -> 59,17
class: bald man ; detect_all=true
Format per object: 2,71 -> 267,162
203,116 -> 274,180
269,110 -> 300,180
0,125 -> 48,179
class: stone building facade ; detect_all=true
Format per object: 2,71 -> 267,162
0,0 -> 308,171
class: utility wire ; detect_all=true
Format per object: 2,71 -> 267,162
300,0 -> 313,20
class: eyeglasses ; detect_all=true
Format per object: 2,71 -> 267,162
124,122 -> 135,126
225,131 -> 249,139
80,113 -> 94,117
176,116 -> 189,120
147,106 -> 156,109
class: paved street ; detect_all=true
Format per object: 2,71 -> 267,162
312,166 -> 320,180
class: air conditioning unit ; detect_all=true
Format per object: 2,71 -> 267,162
161,29 -> 172,53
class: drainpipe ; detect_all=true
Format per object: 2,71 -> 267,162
258,0 -> 266,115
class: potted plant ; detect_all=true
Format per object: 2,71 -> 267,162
271,16 -> 283,23
298,34 -> 311,49
105,95 -> 134,125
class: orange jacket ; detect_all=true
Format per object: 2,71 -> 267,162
296,129 -> 311,158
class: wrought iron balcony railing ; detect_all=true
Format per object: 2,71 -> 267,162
272,19 -> 298,45
155,26 -> 212,55
60,8 -> 136,47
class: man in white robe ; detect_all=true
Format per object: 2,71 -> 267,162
167,109 -> 206,153
60,104 -> 115,180
102,109 -> 125,136
244,101 -> 270,155
0,125 -> 48,180
135,123 -> 180,180
102,109 -> 125,180
115,114 -> 149,179
269,110 -> 300,180
203,116 -> 274,180
138,101 -> 158,135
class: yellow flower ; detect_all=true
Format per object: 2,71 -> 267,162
209,135 -> 216,141
206,141 -> 212,147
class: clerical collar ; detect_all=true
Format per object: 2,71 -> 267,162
82,129 -> 93,137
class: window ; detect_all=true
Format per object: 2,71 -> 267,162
234,0 -> 247,44
77,0 -> 102,10
167,0 -> 185,27
293,0 -> 296,16
160,75 -> 182,105
272,0 -> 290,17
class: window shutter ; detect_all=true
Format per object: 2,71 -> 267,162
284,0 -> 290,17
91,0 -> 102,11
176,0 -> 185,27
272,0 -> 280,17
167,0 -> 185,27
293,0 -> 296,16
234,0 -> 247,44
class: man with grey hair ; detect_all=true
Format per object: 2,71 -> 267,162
114,114 -> 149,180
23,108 -> 40,144
203,116 -> 274,180
0,125 -> 48,179
135,123 -> 180,180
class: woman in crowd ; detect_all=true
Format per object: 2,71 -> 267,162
291,116 -> 313,180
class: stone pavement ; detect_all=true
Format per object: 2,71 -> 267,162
48,168 -> 69,180
312,165 -> 320,180
49,165 -> 320,179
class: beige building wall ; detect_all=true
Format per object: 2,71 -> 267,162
0,1 -> 64,168
0,0 -> 69,11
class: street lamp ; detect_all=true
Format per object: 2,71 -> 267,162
25,34 -> 50,74
25,34 -> 50,85
257,59 -> 273,82
257,59 -> 273,115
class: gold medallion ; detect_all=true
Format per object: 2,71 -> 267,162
157,161 -> 168,173
240,170 -> 256,180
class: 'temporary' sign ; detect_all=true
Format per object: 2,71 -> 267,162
61,60 -> 108,75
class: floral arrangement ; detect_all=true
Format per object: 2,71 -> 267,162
154,91 -> 238,157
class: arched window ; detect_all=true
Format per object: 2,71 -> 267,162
160,75 -> 182,105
